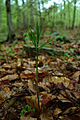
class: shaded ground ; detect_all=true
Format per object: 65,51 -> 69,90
0,30 -> 80,120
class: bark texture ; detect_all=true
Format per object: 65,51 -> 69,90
6,0 -> 15,42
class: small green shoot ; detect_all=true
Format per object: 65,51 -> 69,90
69,48 -> 74,54
24,32 -> 30,46
24,23 -> 54,109
75,55 -> 80,60
20,105 -> 35,116
3,98 -> 10,103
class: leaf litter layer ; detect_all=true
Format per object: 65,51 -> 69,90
0,35 -> 80,120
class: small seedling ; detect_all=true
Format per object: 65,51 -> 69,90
69,48 -> 74,54
3,98 -> 10,103
24,32 -> 31,46
23,23 -> 54,109
20,105 -> 35,116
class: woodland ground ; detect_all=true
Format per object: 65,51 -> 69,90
0,29 -> 80,120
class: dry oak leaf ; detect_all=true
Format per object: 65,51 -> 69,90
53,108 -> 62,117
0,73 -> 19,82
41,93 -> 56,107
0,94 -> 3,105
40,110 -> 53,120
0,87 -> 12,98
28,80 -> 36,94
48,76 -> 70,87
72,71 -> 80,82
25,95 -> 41,112
2,63 -> 12,69
0,68 -> 6,75
20,70 -> 35,79
20,115 -> 37,120
2,63 -> 17,69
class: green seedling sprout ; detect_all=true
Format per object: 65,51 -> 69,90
23,23 -> 54,109
20,105 -> 35,116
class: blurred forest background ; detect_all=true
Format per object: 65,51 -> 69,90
0,0 -> 80,42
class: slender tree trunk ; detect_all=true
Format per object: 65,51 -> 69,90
67,0 -> 71,28
53,2 -> 57,27
15,0 -> 21,29
60,3 -> 63,21
22,0 -> 26,29
30,0 -> 34,28
0,3 -> 1,27
26,0 -> 29,29
76,10 -> 79,27
6,0 -> 15,42
63,0 -> 66,28
72,0 -> 77,29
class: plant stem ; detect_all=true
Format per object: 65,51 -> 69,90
36,47 -> 40,109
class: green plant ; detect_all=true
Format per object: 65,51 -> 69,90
69,48 -> 74,54
7,47 -> 15,57
24,23 -> 54,109
20,105 -> 35,116
0,39 -> 3,42
24,31 -> 31,46
75,55 -> 80,60
3,98 -> 10,103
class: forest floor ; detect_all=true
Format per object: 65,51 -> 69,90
0,29 -> 80,120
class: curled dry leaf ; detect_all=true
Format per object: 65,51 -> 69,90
28,80 -> 36,94
0,74 -> 19,82
2,63 -> 12,69
40,110 -> 53,120
0,68 -> 6,78
41,93 -> 56,107
48,76 -> 70,88
25,95 -> 41,112
0,87 -> 12,99
20,115 -> 37,120
0,94 -> 3,105
20,70 -> 35,79
53,108 -> 62,117
16,61 -> 22,69
72,71 -> 80,82
6,69 -> 16,74
0,68 -> 6,75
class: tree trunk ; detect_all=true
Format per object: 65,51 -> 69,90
72,0 -> 77,29
30,0 -> 34,29
15,0 -> 21,29
53,2 -> 57,27
0,2 -> 1,27
22,0 -> 27,29
63,0 -> 66,28
6,0 -> 15,42
67,0 -> 71,28
60,3 -> 63,21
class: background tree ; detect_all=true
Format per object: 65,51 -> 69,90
22,0 -> 27,29
67,0 -> 71,28
15,0 -> 21,29
72,0 -> 77,29
0,0 -> 2,27
30,0 -> 34,28
63,0 -> 66,28
6,0 -> 15,42
0,0 -> 80,42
